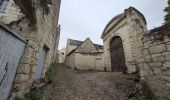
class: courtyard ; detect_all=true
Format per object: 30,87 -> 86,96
41,64 -> 142,100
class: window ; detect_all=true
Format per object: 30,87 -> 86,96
0,0 -> 9,12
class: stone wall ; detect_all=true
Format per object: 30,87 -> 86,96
65,44 -> 78,66
67,52 -> 104,71
102,7 -> 170,99
102,7 -> 147,73
0,0 -> 23,24
65,39 -> 81,66
74,52 -> 104,71
66,52 -> 75,68
65,38 -> 105,71
59,48 -> 66,63
52,25 -> 61,63
65,40 -> 78,56
136,24 -> 170,99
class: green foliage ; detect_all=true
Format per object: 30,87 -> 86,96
45,66 -> 54,83
141,81 -> 159,100
164,0 -> 170,24
47,97 -> 53,100
24,89 -> 43,100
15,96 -> 23,100
129,97 -> 137,100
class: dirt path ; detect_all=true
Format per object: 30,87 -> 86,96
42,64 -> 138,100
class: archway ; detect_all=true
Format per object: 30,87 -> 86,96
110,36 -> 127,72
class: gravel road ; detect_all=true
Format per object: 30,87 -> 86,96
42,64 -> 139,100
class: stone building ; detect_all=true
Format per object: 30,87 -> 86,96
65,38 -> 105,71
0,0 -> 23,24
58,47 -> 66,63
0,0 -> 61,98
102,6 -> 170,99
52,24 -> 61,63
102,7 -> 147,73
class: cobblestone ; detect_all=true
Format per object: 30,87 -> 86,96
42,64 -> 140,100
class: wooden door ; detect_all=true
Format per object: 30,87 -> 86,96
0,26 -> 26,100
110,36 -> 127,72
34,47 -> 47,80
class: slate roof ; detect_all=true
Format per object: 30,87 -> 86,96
94,44 -> 103,49
69,39 -> 83,46
68,39 -> 103,50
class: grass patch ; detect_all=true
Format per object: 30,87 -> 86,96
15,96 -> 23,100
45,66 -> 55,83
129,97 -> 137,100
141,81 -> 160,100
24,88 -> 43,100
21,65 -> 56,100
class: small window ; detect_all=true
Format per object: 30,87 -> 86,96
0,0 -> 9,12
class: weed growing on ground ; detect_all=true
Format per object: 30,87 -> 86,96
129,97 -> 137,100
141,81 -> 160,100
24,88 -> 43,100
23,65 -> 56,100
45,66 -> 55,83
15,96 -> 23,100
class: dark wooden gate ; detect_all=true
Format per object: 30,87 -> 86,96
110,36 -> 127,72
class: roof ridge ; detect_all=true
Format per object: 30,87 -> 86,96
68,38 -> 103,49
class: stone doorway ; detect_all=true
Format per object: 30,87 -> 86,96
110,36 -> 127,72
34,46 -> 48,80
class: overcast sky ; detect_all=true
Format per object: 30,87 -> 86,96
58,0 -> 167,49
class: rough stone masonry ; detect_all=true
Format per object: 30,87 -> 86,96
6,0 -> 61,98
102,7 -> 170,99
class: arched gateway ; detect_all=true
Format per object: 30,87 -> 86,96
101,7 -> 147,73
110,36 -> 127,72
